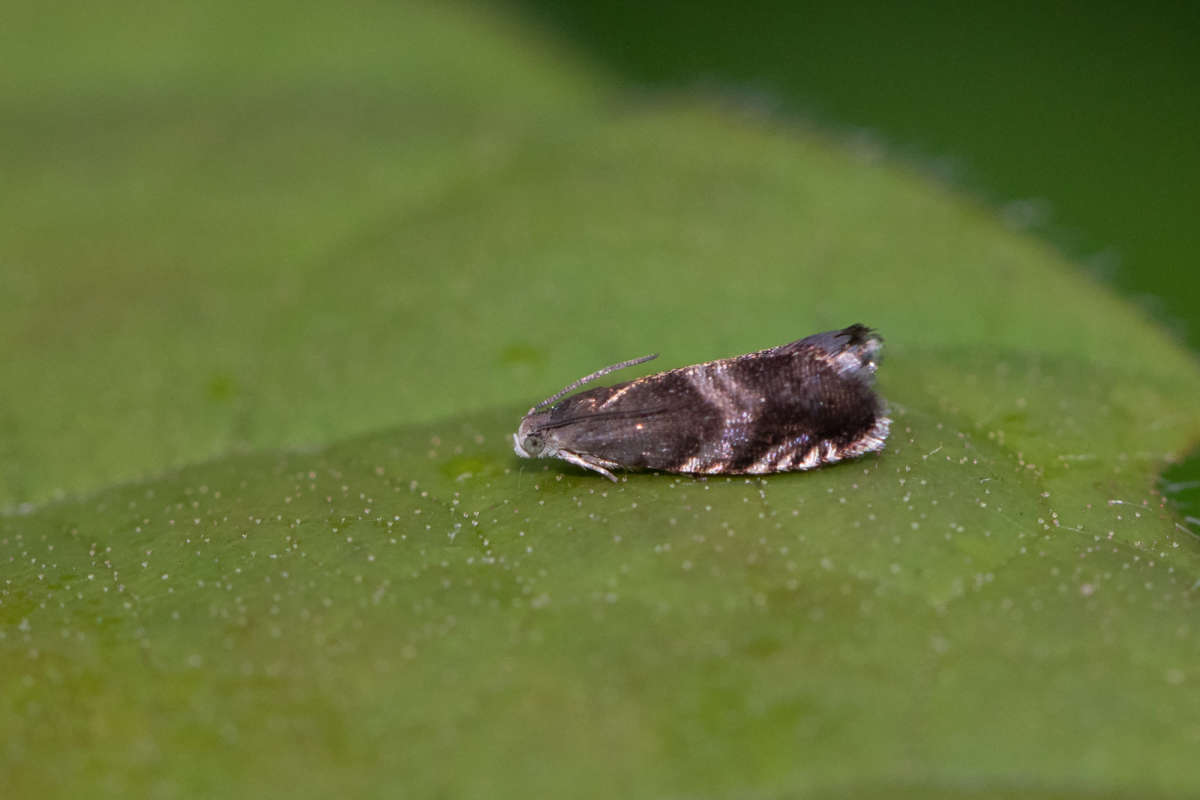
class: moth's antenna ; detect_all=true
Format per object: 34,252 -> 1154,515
532,353 -> 659,412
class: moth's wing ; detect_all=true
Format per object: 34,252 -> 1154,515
540,371 -> 724,470
608,343 -> 884,475
702,346 -> 886,472
539,328 -> 888,475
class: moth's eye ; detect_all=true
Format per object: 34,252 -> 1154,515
522,434 -> 545,456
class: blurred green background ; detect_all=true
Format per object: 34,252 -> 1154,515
519,0 -> 1200,344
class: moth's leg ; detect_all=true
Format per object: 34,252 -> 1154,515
557,450 -> 620,482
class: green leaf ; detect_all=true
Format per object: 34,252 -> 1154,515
4,1 -> 1200,797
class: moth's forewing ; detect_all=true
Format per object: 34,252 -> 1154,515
539,372 -> 722,469
540,331 -> 884,475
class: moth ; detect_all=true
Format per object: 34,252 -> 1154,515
512,324 -> 891,481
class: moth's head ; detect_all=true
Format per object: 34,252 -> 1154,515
512,413 -> 555,460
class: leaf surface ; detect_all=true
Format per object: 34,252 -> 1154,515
3,1 -> 1200,797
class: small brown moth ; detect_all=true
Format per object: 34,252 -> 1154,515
512,324 -> 890,481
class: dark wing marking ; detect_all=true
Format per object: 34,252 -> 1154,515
536,405 -> 676,432
543,371 -> 723,468
663,345 -> 885,474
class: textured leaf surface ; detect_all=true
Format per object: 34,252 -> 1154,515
4,1 -> 1200,797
